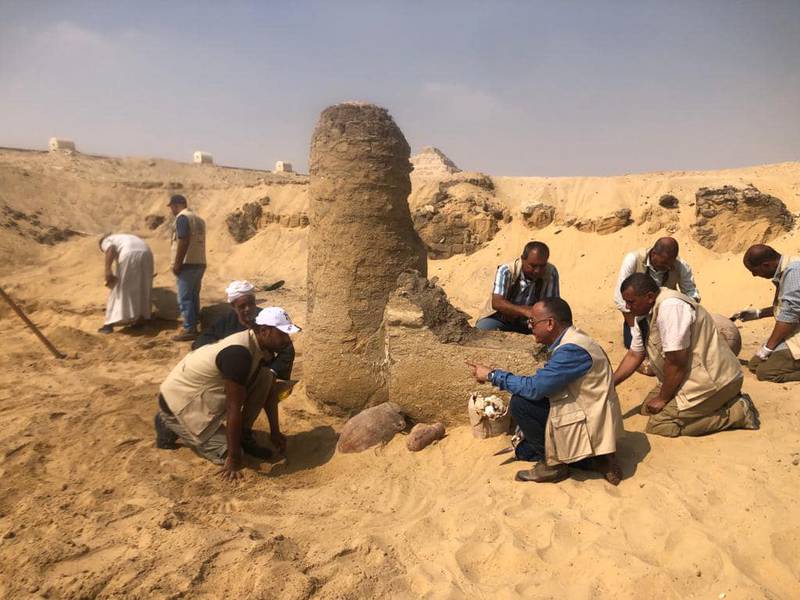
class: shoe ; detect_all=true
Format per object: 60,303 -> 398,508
172,330 -> 198,342
98,325 -> 113,334
154,413 -> 178,449
738,394 -> 760,430
592,454 -> 623,486
241,430 -> 273,460
515,461 -> 570,483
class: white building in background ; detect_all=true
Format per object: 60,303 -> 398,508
193,151 -> 213,164
49,138 -> 76,152
275,161 -> 293,173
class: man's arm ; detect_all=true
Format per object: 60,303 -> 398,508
614,253 -> 637,315
764,321 -> 799,351
491,294 -> 534,320
172,215 -> 190,275
763,266 -> 800,349
646,348 -> 690,414
677,259 -> 701,302
192,311 -> 241,350
267,340 -> 295,380
484,344 -> 593,402
104,247 -> 118,288
613,350 -> 646,386
219,379 -> 245,481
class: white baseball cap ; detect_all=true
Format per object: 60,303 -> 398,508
255,307 -> 301,334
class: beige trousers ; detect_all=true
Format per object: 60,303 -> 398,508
643,377 -> 747,438
160,366 -> 274,464
748,349 -> 800,383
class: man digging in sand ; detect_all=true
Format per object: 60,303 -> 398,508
155,307 -> 301,481
468,297 -> 624,485
193,280 -> 295,380
475,241 -> 560,334
732,244 -> 800,383
97,233 -> 154,334
614,273 -> 759,437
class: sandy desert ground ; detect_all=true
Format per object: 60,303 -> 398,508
1,148 -> 799,599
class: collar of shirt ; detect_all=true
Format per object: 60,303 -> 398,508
547,327 -> 570,352
772,257 -> 785,284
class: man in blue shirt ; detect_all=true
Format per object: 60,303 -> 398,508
468,298 -> 623,484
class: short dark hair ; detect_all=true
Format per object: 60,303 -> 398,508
522,241 -> 549,260
537,297 -> 573,325
743,244 -> 780,268
620,272 -> 660,296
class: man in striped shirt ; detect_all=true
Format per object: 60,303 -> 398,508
733,244 -> 800,382
475,241 -> 560,334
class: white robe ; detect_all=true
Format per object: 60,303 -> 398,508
101,234 -> 154,325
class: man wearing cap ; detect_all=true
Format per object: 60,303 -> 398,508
168,194 -> 207,342
155,306 -> 301,481
732,244 -> 800,382
194,280 -> 295,399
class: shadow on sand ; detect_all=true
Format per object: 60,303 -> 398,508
256,425 -> 338,478
569,430 -> 651,484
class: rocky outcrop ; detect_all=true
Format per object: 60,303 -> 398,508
691,185 -> 793,251
410,146 -> 461,178
556,209 -> 633,235
411,172 -> 507,259
637,205 -> 679,235
520,203 -> 556,229
144,214 -> 165,230
1,203 -> 82,245
658,194 -> 679,209
225,197 -> 308,243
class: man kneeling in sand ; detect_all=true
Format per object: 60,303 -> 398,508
731,245 -> 800,383
614,273 -> 759,437
155,307 -> 301,481
468,298 -> 624,485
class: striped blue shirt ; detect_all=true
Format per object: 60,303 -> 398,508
492,263 -> 561,307
774,260 -> 800,323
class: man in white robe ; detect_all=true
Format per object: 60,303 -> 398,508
98,233 -> 154,333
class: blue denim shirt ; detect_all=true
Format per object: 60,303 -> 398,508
491,330 -> 593,402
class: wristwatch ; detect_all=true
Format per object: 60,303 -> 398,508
488,369 -> 496,384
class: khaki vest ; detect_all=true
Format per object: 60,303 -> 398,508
646,289 -> 741,411
544,327 -> 624,465
171,208 -> 207,265
634,248 -> 679,290
160,330 -> 264,442
478,258 -> 556,320
773,255 -> 800,359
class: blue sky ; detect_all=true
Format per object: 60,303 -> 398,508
1,1 -> 798,175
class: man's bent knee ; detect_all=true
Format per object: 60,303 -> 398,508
476,317 -> 502,331
645,416 -> 681,438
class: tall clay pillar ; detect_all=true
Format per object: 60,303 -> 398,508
306,102 -> 427,413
